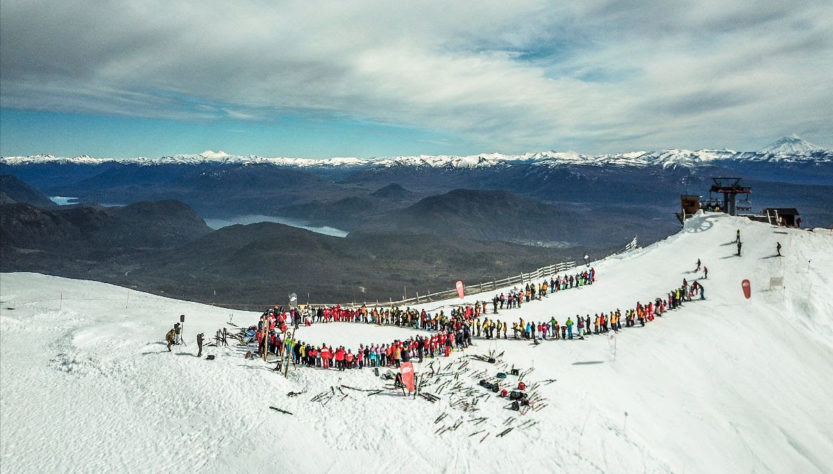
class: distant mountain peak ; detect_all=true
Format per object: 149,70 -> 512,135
759,135 -> 823,155
199,150 -> 231,159
3,137 -> 830,168
370,183 -> 414,199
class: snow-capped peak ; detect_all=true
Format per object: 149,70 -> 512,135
759,134 -> 823,155
2,137 -> 829,168
199,150 -> 231,160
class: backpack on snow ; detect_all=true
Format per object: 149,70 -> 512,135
509,391 -> 527,401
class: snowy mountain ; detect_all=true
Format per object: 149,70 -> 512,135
2,213 -> 832,472
2,136 -> 830,169
759,134 -> 824,156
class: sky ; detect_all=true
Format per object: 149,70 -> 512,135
1,0 -> 832,158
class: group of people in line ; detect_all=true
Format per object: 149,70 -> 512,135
490,268 -> 595,312
276,332 -> 466,372
222,265 -> 701,371
168,261 -> 710,365
233,270 -> 597,368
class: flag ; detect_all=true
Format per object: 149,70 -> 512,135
741,279 -> 751,299
400,361 -> 415,393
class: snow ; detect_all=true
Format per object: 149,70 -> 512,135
199,150 -> 232,160
2,214 -> 833,473
759,134 -> 824,156
3,136 -> 829,169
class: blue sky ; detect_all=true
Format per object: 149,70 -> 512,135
0,109 -> 465,158
2,1 -> 831,158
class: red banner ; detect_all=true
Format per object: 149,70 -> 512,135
456,280 -> 465,299
400,362 -> 415,393
741,279 -> 751,299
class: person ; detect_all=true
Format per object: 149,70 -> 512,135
174,322 -> 182,345
166,327 -> 176,352
335,347 -> 345,371
703,266 -> 708,279
776,242 -> 782,256
196,333 -> 204,357
320,344 -> 331,369
695,258 -> 701,272
737,240 -> 742,256
736,229 -> 740,243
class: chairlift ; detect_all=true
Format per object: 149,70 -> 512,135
737,193 -> 752,212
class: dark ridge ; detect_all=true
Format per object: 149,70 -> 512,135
0,175 -> 56,208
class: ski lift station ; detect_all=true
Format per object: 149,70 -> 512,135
677,177 -> 801,227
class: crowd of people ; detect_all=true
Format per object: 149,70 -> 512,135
181,264 -> 706,369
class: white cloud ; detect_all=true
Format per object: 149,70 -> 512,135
1,0 -> 831,153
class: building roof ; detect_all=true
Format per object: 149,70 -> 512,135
762,208 -> 800,215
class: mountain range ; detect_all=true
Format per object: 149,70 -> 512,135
2,136 -> 830,169
2,136 -> 832,304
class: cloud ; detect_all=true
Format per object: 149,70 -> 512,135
1,0 -> 832,153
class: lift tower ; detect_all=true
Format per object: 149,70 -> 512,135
709,177 -> 751,216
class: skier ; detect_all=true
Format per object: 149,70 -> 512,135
695,258 -> 701,272
566,317 -> 574,340
703,266 -> 708,279
776,242 -> 782,256
165,327 -> 176,352
736,229 -> 740,243
321,344 -> 331,369
737,240 -> 742,256
196,333 -> 204,357
174,322 -> 182,345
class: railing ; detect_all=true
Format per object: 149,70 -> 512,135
317,236 -> 639,308
398,259 -> 578,307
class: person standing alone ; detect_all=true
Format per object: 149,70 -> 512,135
196,333 -> 204,357
165,327 -> 176,352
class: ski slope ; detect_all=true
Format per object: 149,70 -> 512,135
1,213 -> 832,473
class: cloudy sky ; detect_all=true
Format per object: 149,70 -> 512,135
1,0 -> 831,157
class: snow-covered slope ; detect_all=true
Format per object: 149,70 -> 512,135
2,214 -> 832,473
